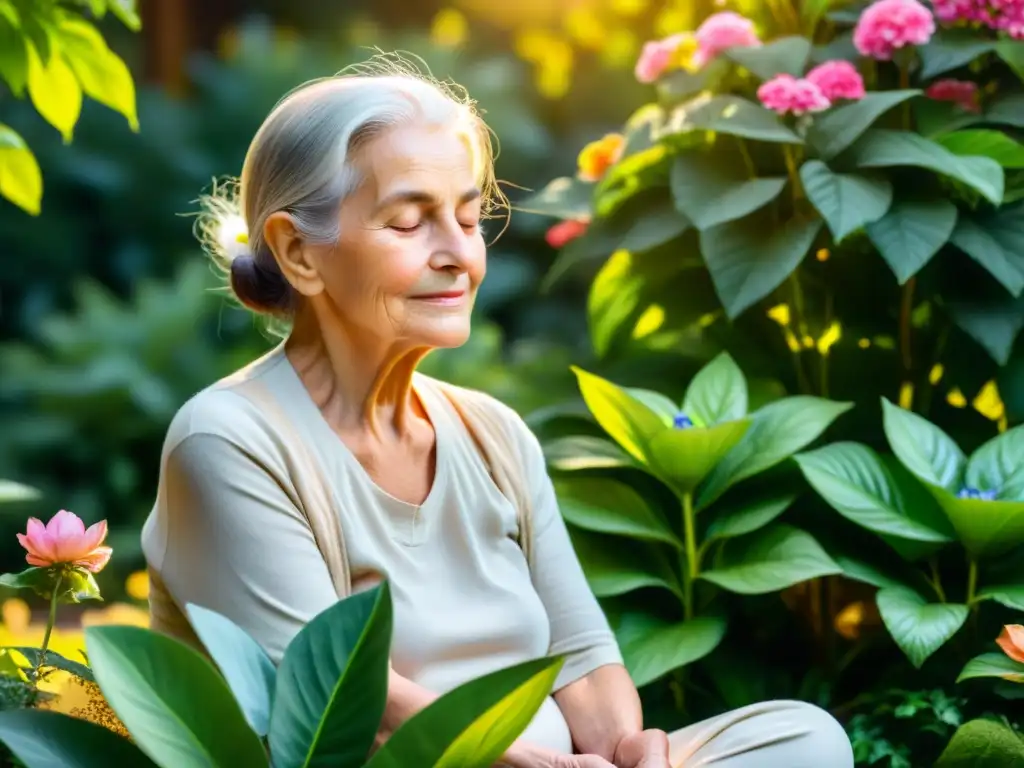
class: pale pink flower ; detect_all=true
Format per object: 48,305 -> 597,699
758,75 -> 832,116
635,34 -> 684,83
692,12 -> 761,69
806,60 -> 867,101
17,510 -> 112,573
546,219 -> 589,248
932,0 -> 1024,36
926,78 -> 980,112
853,0 -> 936,60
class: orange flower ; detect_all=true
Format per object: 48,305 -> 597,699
16,510 -> 112,573
577,133 -> 625,182
997,624 -> 1024,663
545,219 -> 589,248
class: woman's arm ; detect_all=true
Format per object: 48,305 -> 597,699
553,665 -> 642,759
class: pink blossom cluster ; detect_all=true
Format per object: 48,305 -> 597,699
926,78 -> 981,111
932,0 -> 1024,38
853,0 -> 936,59
635,12 -> 760,83
757,61 -> 865,116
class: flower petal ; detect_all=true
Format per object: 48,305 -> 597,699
49,510 -> 88,562
81,520 -> 109,552
74,547 -> 113,574
21,518 -> 57,562
997,624 -> 1024,663
25,553 -> 53,567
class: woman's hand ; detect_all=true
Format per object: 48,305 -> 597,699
551,755 -> 618,768
612,729 -> 672,768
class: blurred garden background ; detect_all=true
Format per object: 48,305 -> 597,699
4,0 -> 1024,765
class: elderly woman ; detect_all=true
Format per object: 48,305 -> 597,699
141,64 -> 854,768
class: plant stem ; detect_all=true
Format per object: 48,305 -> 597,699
35,572 -> 62,680
899,276 -> 916,401
782,145 -> 805,205
737,137 -> 757,178
929,557 -> 947,603
682,492 -> 699,621
966,560 -> 978,605
898,63 -> 912,129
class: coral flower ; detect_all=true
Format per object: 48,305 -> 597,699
853,0 -> 936,60
926,78 -> 981,112
577,133 -> 625,182
806,60 -> 867,101
546,219 -> 589,249
758,75 -> 832,115
997,624 -> 1024,663
17,510 -> 112,573
693,12 -> 761,69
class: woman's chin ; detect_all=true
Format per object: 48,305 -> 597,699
412,319 -> 473,350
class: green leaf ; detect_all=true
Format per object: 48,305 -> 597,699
800,160 -> 893,243
950,205 -> 1024,297
957,653 -> 1024,683
795,442 -> 955,542
618,197 -> 691,253
108,0 -> 142,31
849,129 -> 1004,205
59,569 -> 103,604
26,45 -> 82,143
0,14 -> 28,96
0,567 -> 54,598
0,709 -> 158,768
697,396 -> 852,510
929,487 -> 1024,558
270,583 -> 391,768
683,351 -> 748,425
11,647 -> 94,681
919,30 -> 996,79
876,587 -> 968,668
986,93 -> 1024,129
683,95 -> 802,143
554,476 -> 681,548
625,387 -> 682,425
806,90 -> 921,160
648,420 -> 751,493
977,584 -> 1024,611
365,657 -> 562,768
0,478 -> 40,502
185,604 -> 276,738
701,524 -> 841,594
948,294 -> 1024,365
619,615 -> 727,687
670,151 -> 787,231
518,176 -> 593,220
700,209 -> 824,319
568,527 -> 682,599
937,130 -> 1024,169
84,625 -> 269,768
0,124 -> 42,215
935,718 -> 1024,766
705,494 -> 796,541
725,36 -> 811,79
915,98 -> 987,138
571,366 -> 666,463
57,19 -> 139,131
830,552 -> 922,591
996,38 -> 1024,81
881,398 -> 966,491
543,436 -> 639,471
966,424 -> 1024,500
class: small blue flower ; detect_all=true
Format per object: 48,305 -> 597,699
958,486 -> 998,501
673,412 -> 694,429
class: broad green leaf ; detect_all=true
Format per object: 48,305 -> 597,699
806,90 -> 921,159
876,587 -> 968,668
830,552 -> 923,592
935,718 -> 1024,767
977,584 -> 1024,611
997,38 -> 1024,81
270,583 -> 392,768
11,647 -> 93,681
0,567 -> 54,598
0,124 -> 42,215
543,436 -> 639,471
57,19 -> 139,131
957,652 -> 1024,683
929,487 -> 1024,558
85,625 -> 269,768
795,442 -> 955,542
568,527 -> 682,599
705,494 -> 796,541
966,425 -> 1024,500
0,709 -> 158,768
619,615 -> 727,687
682,351 -> 748,425
950,205 -> 1024,297
109,0 -> 143,30
849,129 -> 1004,205
697,396 -> 852,510
617,197 -> 691,253
937,130 -> 1024,169
881,398 -> 965,491
670,151 -> 787,231
648,420 -> 751,493
701,524 -> 841,594
682,95 -> 802,143
626,387 -> 684,426
800,160 -> 892,242
986,93 -> 1024,129
0,15 -> 27,96
186,604 -> 276,738
518,176 -> 594,220
801,0 -> 838,32
700,209 -> 823,319
948,294 -> 1024,365
554,476 -> 681,548
27,45 -> 82,143
365,657 -> 562,768
725,36 -> 811,79
571,366 -> 665,463
589,249 -> 646,358
919,30 -> 996,79
0,478 -> 40,502
915,98 -> 987,138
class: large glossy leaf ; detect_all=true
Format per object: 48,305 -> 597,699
876,587 -> 968,668
270,583 -> 392,768
965,425 -> 1024,500
0,124 -> 42,216
365,657 -> 563,768
571,367 -> 665,463
996,38 -> 1024,81
543,436 -> 639,472
681,94 -> 802,143
648,420 -> 751,494
568,527 -> 682,599
977,583 -> 1024,611
84,625 -> 269,768
829,551 -> 925,592
0,15 -> 27,96
800,160 -> 892,243
948,294 -> 1024,365
937,130 -> 1024,168
0,709 -> 158,768
705,494 -> 796,541
26,46 -> 82,143
697,396 -> 852,510
700,209 -> 823,319
950,205 -> 1024,297
866,198 -> 958,284
919,30 -> 996,79
725,36 -> 811,79
881,398 -> 965,491
554,476 -> 680,548
957,653 -> 1024,683
986,93 -> 1024,129
618,614 -> 727,687
517,176 -> 594,219
806,90 -> 920,159
670,151 -> 787,231
929,486 -> 1024,558
795,442 -> 955,542
682,351 -> 748,425
59,19 -> 138,131
11,647 -> 93,681
849,129 -> 1004,205
700,524 -> 841,594
185,604 -> 276,737
935,718 -> 1024,767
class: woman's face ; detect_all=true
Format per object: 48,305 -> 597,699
318,121 -> 487,350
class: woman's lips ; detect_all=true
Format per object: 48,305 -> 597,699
412,290 -> 466,305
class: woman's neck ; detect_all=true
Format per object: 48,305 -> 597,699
284,303 -> 431,436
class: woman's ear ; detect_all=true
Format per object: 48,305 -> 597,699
263,211 -> 325,298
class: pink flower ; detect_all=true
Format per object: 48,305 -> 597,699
693,12 -> 761,69
758,75 -> 832,116
546,219 -> 589,248
17,510 -> 112,573
926,78 -> 980,112
635,35 -> 682,83
806,60 -> 866,101
932,0 -> 1024,36
853,0 -> 936,60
